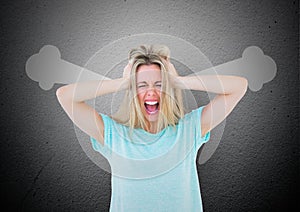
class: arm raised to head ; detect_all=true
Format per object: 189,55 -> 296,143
170,61 -> 248,137
56,64 -> 130,145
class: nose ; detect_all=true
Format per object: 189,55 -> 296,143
146,85 -> 158,96
146,88 -> 155,95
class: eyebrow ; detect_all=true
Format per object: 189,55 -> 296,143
137,81 -> 162,84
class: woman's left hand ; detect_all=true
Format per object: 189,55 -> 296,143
165,60 -> 181,88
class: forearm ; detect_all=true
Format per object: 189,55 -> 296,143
56,77 -> 129,102
175,75 -> 248,95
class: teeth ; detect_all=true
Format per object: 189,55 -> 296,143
145,101 -> 158,105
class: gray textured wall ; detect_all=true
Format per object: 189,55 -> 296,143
1,0 -> 298,211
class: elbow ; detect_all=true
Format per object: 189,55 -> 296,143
242,77 -> 248,92
56,86 -> 70,103
56,87 -> 64,99
230,76 -> 248,95
238,77 -> 248,95
56,87 -> 63,98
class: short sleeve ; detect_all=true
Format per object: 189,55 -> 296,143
186,106 -> 211,148
89,113 -> 113,158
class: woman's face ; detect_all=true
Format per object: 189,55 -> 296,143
136,64 -> 162,123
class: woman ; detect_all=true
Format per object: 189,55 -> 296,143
56,45 -> 248,211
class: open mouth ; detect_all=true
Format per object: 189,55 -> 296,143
144,101 -> 159,115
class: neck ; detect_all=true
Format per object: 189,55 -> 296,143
146,121 -> 159,134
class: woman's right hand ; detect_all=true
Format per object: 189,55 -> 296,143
123,60 -> 132,80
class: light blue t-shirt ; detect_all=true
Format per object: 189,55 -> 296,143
90,106 -> 210,212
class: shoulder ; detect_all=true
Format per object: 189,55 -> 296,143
178,106 -> 205,132
183,106 -> 205,121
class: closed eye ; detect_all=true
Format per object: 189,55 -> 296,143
155,81 -> 162,87
138,84 -> 147,88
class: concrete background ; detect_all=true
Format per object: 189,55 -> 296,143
0,0 -> 298,211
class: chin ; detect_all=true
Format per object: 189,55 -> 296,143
143,110 -> 159,122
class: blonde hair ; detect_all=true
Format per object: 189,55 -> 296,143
112,44 -> 185,133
